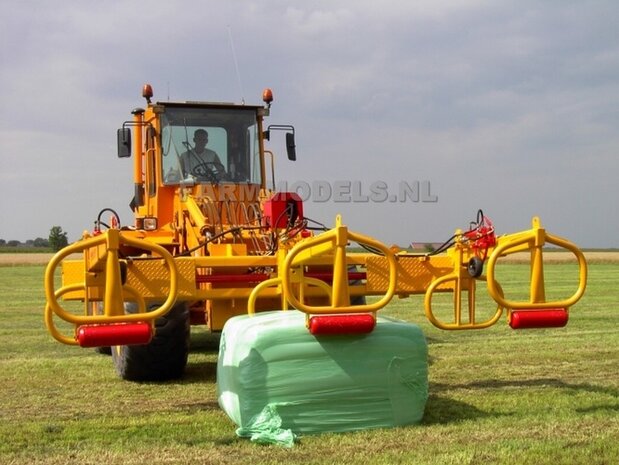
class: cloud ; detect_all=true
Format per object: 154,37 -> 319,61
1,1 -> 618,248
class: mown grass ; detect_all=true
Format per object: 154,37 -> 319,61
0,263 -> 617,464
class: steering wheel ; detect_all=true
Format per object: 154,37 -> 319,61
191,162 -> 226,183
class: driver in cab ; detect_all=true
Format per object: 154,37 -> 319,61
180,129 -> 223,177
171,129 -> 226,182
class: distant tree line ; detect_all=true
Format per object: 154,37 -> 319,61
0,238 -> 50,247
0,226 -> 69,252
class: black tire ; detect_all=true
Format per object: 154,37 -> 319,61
349,265 -> 367,306
112,303 -> 190,382
95,345 -> 113,356
467,256 -> 484,278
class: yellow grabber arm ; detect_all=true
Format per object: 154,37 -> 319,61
44,229 -> 179,346
248,215 -> 398,334
425,217 -> 587,330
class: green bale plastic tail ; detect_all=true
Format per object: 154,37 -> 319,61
236,404 -> 297,447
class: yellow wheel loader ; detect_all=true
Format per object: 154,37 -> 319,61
44,84 -> 587,384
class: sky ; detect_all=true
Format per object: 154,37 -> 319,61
1,1 -> 618,248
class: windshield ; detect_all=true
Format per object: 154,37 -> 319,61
160,106 -> 262,185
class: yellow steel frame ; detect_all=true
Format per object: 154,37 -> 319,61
44,229 -> 179,345
486,217 -> 587,310
423,217 -> 587,330
44,215 -> 588,344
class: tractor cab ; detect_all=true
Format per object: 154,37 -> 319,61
159,103 -> 265,186
116,85 -> 297,255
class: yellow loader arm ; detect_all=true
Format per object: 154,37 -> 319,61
44,214 -> 587,346
247,215 -> 587,333
424,217 -> 587,330
44,229 -> 179,346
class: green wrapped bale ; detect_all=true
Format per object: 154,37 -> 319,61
217,310 -> 428,444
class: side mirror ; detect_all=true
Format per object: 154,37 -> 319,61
117,128 -> 132,158
265,125 -> 297,161
286,132 -> 296,161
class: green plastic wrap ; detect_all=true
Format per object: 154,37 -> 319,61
217,310 -> 428,443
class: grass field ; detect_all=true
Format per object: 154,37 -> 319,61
0,258 -> 617,464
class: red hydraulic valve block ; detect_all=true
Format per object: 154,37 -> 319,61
263,192 -> 303,229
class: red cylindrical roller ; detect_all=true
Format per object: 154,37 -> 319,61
509,309 -> 568,329
76,322 -> 153,347
309,314 -> 376,335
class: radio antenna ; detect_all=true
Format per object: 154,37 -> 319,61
227,25 -> 245,105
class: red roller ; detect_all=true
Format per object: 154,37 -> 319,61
309,314 -> 376,335
76,322 -> 153,347
509,309 -> 569,329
